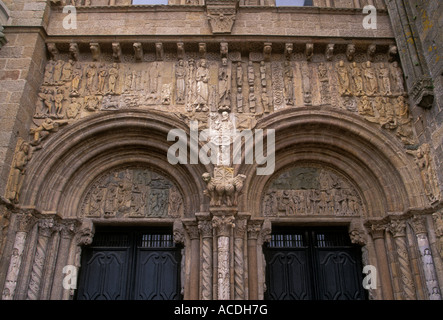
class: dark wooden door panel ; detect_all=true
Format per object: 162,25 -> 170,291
77,228 -> 182,301
265,227 -> 366,301
77,249 -> 129,300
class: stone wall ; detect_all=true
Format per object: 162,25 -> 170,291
0,0 -> 49,197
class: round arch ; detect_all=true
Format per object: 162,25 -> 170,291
19,109 -> 211,218
236,106 -> 426,218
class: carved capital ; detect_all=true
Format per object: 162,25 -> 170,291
198,219 -> 213,238
409,215 -> 427,235
184,222 -> 199,240
388,219 -> 407,238
16,213 -> 35,233
369,223 -> 386,240
212,215 -> 235,237
59,222 -> 76,239
234,216 -> 248,239
37,218 -> 55,238
247,220 -> 262,240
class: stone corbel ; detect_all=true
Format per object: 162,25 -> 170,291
305,43 -> 313,62
367,44 -> 376,62
0,26 -> 7,50
89,43 -> 101,61
199,42 -> 206,58
112,42 -> 121,62
177,42 -> 185,60
263,43 -> 272,62
133,42 -> 143,62
69,43 -> 79,62
173,219 -> 185,245
346,44 -> 356,62
325,43 -> 334,61
155,42 -> 164,61
220,42 -> 228,58
410,76 -> 434,109
284,43 -> 293,60
46,42 -> 58,61
388,44 -> 398,62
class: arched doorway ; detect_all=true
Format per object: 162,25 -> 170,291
261,165 -> 367,300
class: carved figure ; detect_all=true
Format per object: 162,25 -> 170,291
175,59 -> 187,104
336,60 -> 351,96
7,140 -> 32,203
195,59 -> 210,112
202,171 -> 247,207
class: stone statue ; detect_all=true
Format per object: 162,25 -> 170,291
378,63 -> 392,95
107,63 -> 119,94
336,60 -> 351,96
218,57 -> 231,112
175,59 -> 187,104
351,62 -> 364,96
7,140 -> 33,203
363,61 -> 378,96
194,59 -> 210,112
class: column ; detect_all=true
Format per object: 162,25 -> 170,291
369,223 -> 394,300
50,221 -> 76,300
212,214 -> 235,300
197,214 -> 213,300
233,214 -> 248,300
2,213 -> 35,300
247,220 -> 262,300
62,222 -> 94,300
183,221 -> 200,300
27,218 -> 55,300
410,215 -> 442,300
388,219 -> 417,300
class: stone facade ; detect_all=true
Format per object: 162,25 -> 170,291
0,0 -> 442,300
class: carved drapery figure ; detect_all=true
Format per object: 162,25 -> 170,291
175,59 -> 187,104
363,61 -> 378,96
218,57 -> 231,112
194,59 -> 210,112
378,63 -> 392,95
351,62 -> 364,96
6,140 -> 33,203
414,144 -> 440,203
284,61 -> 294,106
336,60 -> 351,96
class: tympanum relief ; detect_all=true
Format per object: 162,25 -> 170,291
263,167 -> 365,217
80,168 -> 184,218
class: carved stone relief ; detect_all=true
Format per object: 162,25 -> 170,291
262,167 -> 365,217
80,167 -> 184,218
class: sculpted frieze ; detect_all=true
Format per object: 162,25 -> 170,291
80,167 -> 184,218
262,167 -> 365,217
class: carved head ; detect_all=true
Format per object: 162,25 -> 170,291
202,172 -> 212,183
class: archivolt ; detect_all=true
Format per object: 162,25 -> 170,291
236,107 -> 426,218
19,109 -> 210,218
